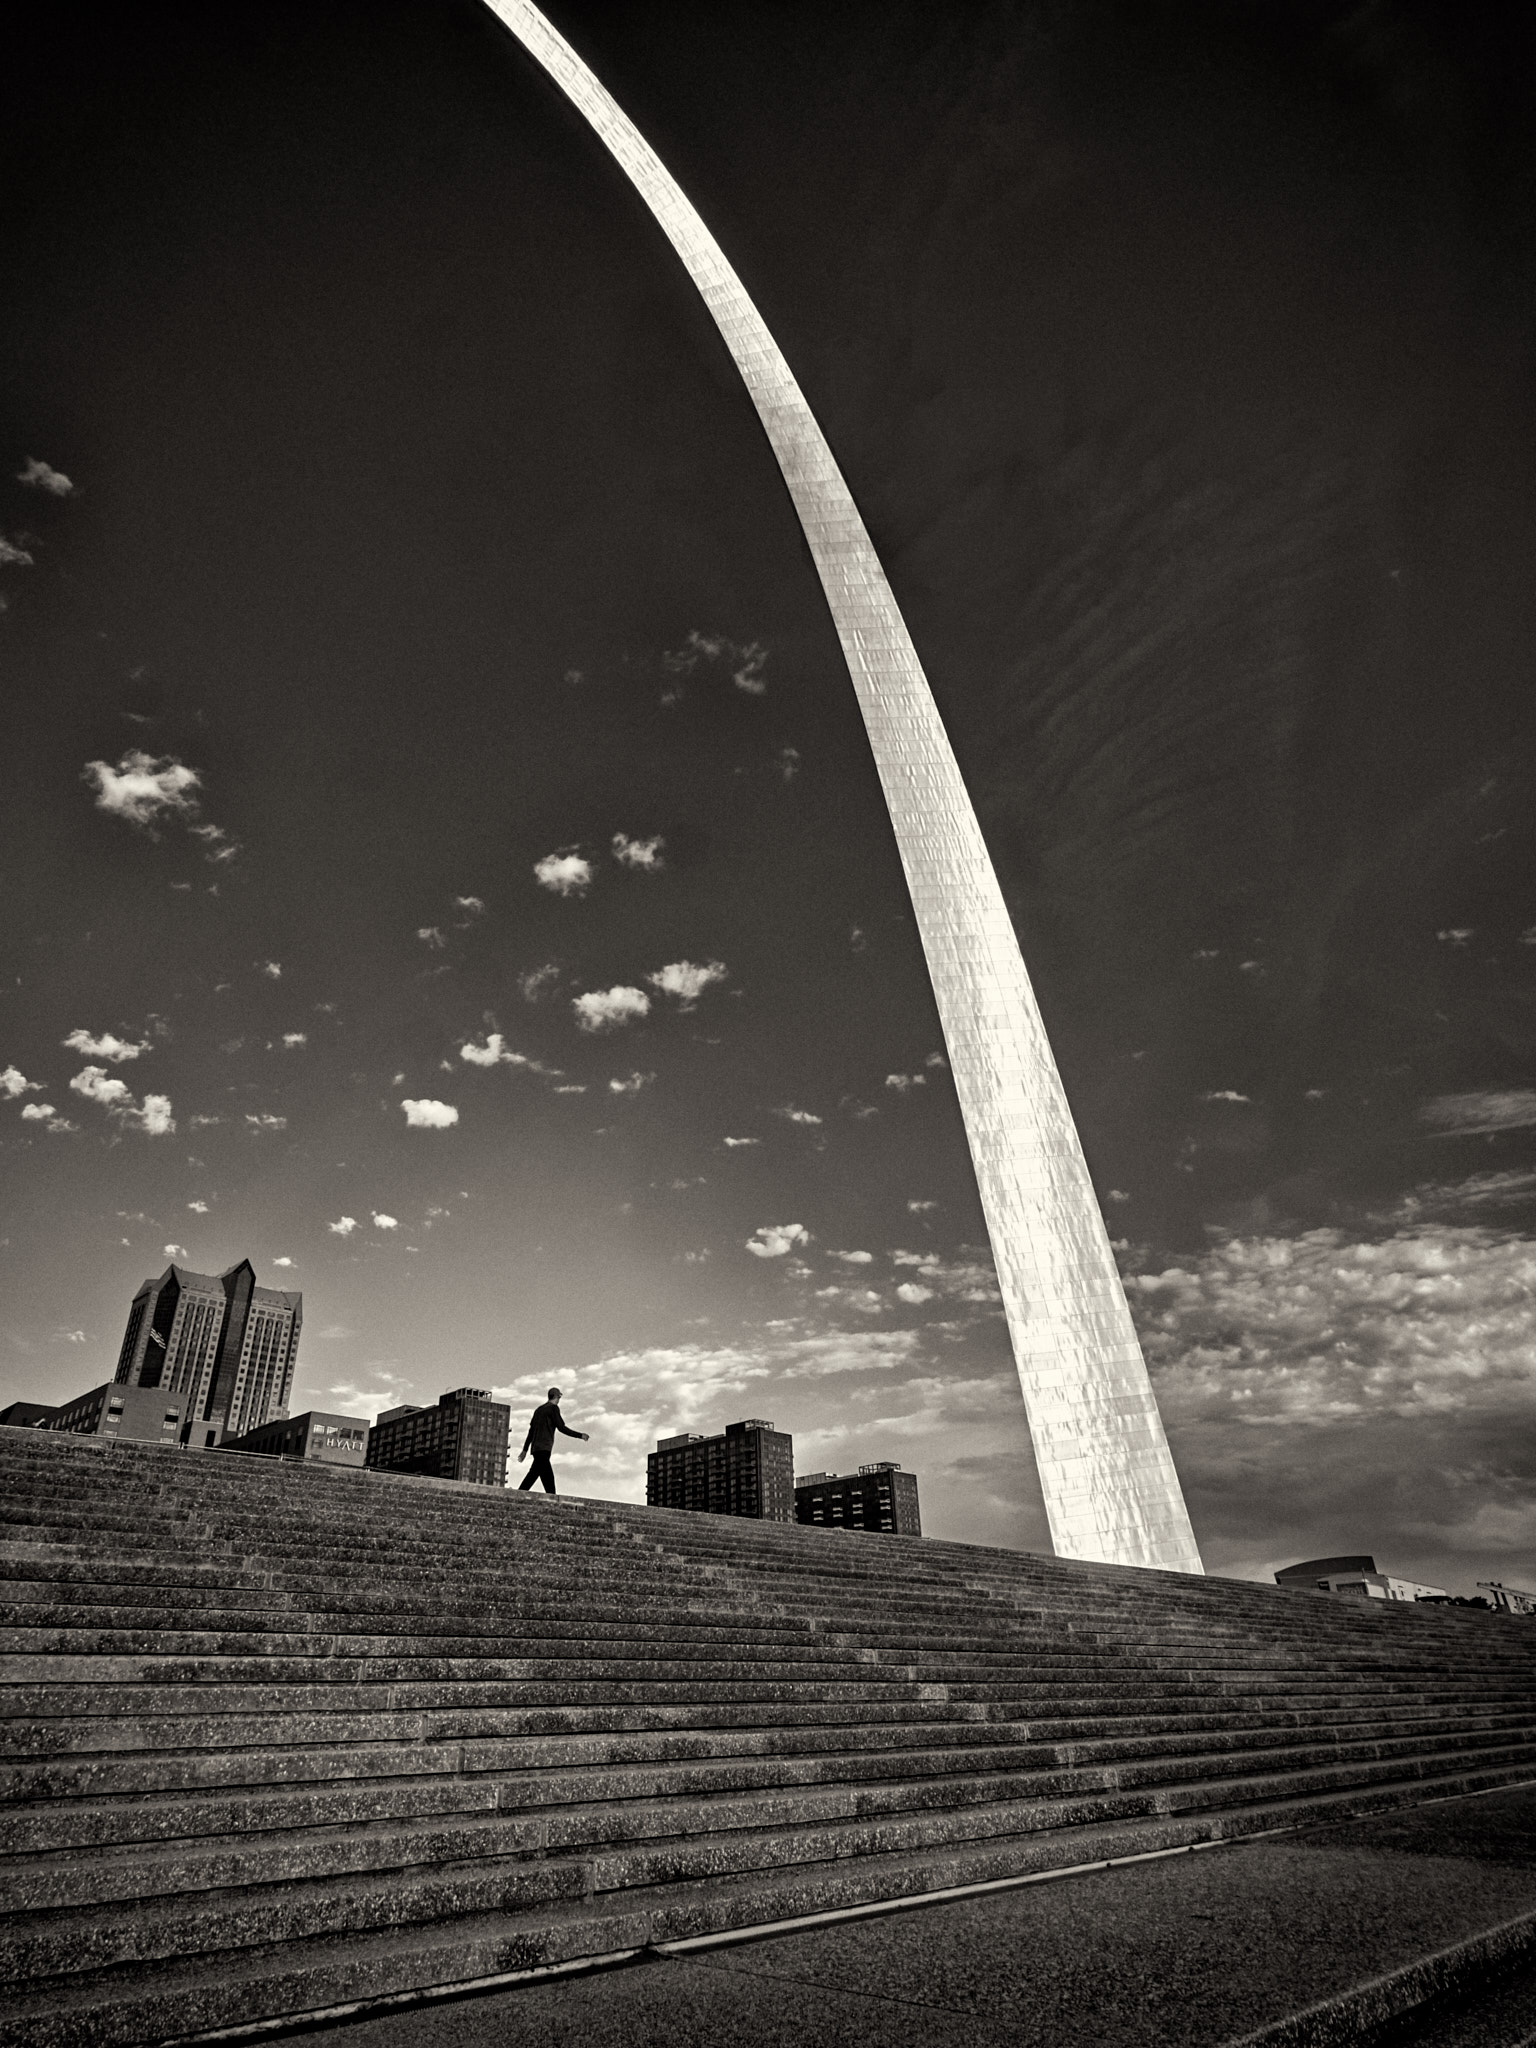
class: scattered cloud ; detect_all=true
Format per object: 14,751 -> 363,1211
906,1200 -> 938,1214
888,1250 -> 1001,1304
886,1072 -> 926,1094
59,1329 -> 87,1344
612,833 -> 664,871
68,1065 -> 174,1136
83,750 -> 199,831
520,963 -> 561,1002
1419,1091 -> 1536,1138
608,1072 -> 655,1095
1391,1170 -> 1536,1220
401,1098 -> 459,1129
1,1067 -> 42,1098
17,457 -> 74,496
849,927 -> 867,953
454,895 -> 484,914
61,1029 -> 149,1064
328,1216 -> 359,1236
1193,949 -> 1219,961
19,1104 -> 75,1133
896,1282 -> 936,1305
1436,928 -> 1474,946
778,747 -> 801,782
534,851 -> 593,897
187,1200 -> 209,1214
573,986 -> 650,1033
924,1052 -> 948,1070
663,629 -> 768,695
722,1136 -> 760,1148
245,1113 -> 287,1131
0,536 -> 35,567
648,959 -> 727,1008
371,1212 -> 398,1231
163,1244 -> 187,1260
272,1257 -> 295,1269
260,961 -> 282,980
746,1222 -> 810,1259
1201,1090 -> 1251,1104
776,1107 -> 822,1126
554,1084 -> 588,1095
1108,1189 -> 1132,1204
830,1249 -> 874,1264
459,1032 -> 559,1076
1519,927 -> 1536,947
282,1032 -> 307,1049
417,926 -> 446,949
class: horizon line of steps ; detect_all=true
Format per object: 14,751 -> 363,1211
3,1428 -> 1534,2048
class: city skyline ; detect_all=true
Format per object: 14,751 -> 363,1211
3,0 -> 1534,1595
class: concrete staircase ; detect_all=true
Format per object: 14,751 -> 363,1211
2,1430 -> 1534,2047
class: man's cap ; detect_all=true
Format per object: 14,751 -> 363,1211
547,1387 -> 561,1401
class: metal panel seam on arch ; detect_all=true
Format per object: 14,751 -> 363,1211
481,0 -> 1203,1574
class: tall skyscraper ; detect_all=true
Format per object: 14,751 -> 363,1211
114,1260 -> 301,1449
647,1420 -> 796,1523
483,3 -> 1203,1572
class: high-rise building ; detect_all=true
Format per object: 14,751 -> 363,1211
52,1384 -> 186,1446
646,1420 -> 795,1523
114,1260 -> 301,1449
794,1463 -> 922,1537
365,1388 -> 509,1486
220,1410 -> 370,1468
486,1 -> 1202,1574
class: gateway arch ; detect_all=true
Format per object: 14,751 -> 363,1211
485,0 -> 1203,1574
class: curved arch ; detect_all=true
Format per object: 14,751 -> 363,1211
483,0 -> 1201,1572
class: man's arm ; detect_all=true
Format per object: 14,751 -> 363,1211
555,1414 -> 586,1438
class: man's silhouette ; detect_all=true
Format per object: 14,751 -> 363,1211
518,1387 -> 588,1493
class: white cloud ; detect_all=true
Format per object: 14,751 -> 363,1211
0,536 -> 35,567
648,959 -> 727,1008
1201,1090 -> 1251,1104
61,1329 -> 86,1344
244,1112 -> 286,1132
896,1282 -> 936,1305
187,1200 -> 209,1214
459,1032 -> 559,1076
534,851 -> 593,897
18,457 -> 74,496
328,1216 -> 359,1236
1109,1189 -> 1132,1204
732,645 -> 768,693
1436,928 -> 1474,946
887,1250 -> 1002,1304
886,1073 -> 926,1094
1,1067 -> 41,1098
746,1222 -> 810,1259
778,747 -> 801,782
1392,1170 -> 1536,1219
417,926 -> 446,949
20,1104 -> 75,1132
83,750 -> 199,830
612,833 -> 665,870
830,1249 -> 874,1264
662,629 -> 769,698
609,1072 -> 655,1095
520,963 -> 561,1002
371,1213 -> 398,1231
776,1107 -> 822,1126
573,986 -> 650,1033
163,1244 -> 187,1259
273,1257 -> 295,1268
1420,1091 -> 1536,1138
69,1066 -> 133,1109
924,1051 -> 948,1069
260,961 -> 282,980
402,1098 -> 459,1128
1520,926 -> 1536,947
554,1084 -> 588,1095
454,895 -> 484,914
722,1136 -> 760,1148
62,1028 -> 148,1063
282,1032 -> 307,1049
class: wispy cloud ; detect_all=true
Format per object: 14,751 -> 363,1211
534,851 -> 593,897
19,1104 -> 75,1133
18,457 -> 73,496
1391,1170 -> 1536,1219
830,1249 -> 874,1264
401,1098 -> 459,1129
612,833 -> 665,871
245,1112 -> 287,1131
906,1199 -> 938,1214
648,959 -> 727,1008
520,963 -> 561,1002
1,1067 -> 42,1099
187,1200 -> 209,1213
417,926 -> 446,949
260,961 -> 281,980
0,536 -> 35,567
1419,1091 -> 1536,1137
68,1066 -> 174,1136
281,1032 -> 307,1049
885,1072 -> 926,1094
573,986 -> 650,1033
746,1222 -> 810,1259
776,1106 -> 822,1127
608,1071 -> 655,1095
83,750 -> 198,830
63,1028 -> 148,1063
454,895 -> 485,915
663,629 -> 769,695
722,1136 -> 760,1148
1201,1089 -> 1251,1104
459,1032 -> 560,1076
328,1216 -> 358,1236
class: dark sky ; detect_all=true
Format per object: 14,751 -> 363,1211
3,0 -> 1534,1592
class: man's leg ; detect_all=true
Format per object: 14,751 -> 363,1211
534,1452 -> 556,1494
517,1459 -> 543,1491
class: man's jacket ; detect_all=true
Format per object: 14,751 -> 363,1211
522,1401 -> 582,1459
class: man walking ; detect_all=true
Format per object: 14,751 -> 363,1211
517,1387 -> 589,1493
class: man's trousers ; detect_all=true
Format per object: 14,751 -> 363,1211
519,1452 -> 556,1493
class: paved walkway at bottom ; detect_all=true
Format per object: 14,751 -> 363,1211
312,1787 -> 1536,2048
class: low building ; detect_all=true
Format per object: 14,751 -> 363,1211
220,1410 -> 370,1467
1275,1555 -> 1446,1603
647,1419 -> 795,1522
365,1388 -> 509,1486
794,1463 -> 922,1537
1479,1582 -> 1536,1617
0,1400 -> 58,1430
50,1384 -> 186,1446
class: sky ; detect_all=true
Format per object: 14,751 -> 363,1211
3,0 -> 1534,1594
